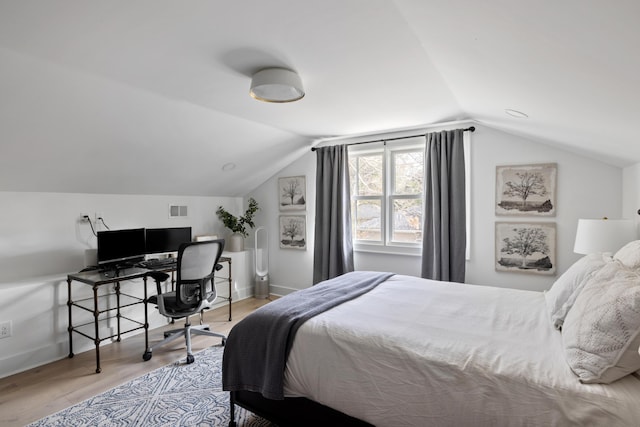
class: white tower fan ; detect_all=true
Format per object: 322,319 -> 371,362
254,226 -> 270,299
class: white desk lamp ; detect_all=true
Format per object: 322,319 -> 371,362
573,218 -> 635,255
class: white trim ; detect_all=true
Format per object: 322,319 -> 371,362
354,243 -> 422,257
464,131 -> 471,260
350,140 -> 425,249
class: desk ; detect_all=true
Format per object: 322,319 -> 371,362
67,257 -> 232,374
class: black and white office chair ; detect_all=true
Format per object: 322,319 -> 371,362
143,239 -> 226,364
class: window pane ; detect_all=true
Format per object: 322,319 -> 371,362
351,154 -> 383,196
353,199 -> 382,241
393,151 -> 423,195
392,199 -> 422,243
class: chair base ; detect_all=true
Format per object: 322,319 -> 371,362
143,322 -> 226,364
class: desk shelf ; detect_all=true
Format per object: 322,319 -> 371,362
70,292 -> 144,314
71,315 -> 145,344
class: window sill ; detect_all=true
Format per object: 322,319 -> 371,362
353,244 -> 422,257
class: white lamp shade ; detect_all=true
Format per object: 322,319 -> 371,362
573,219 -> 635,255
250,68 -> 304,103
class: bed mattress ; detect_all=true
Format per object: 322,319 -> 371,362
283,275 -> 640,426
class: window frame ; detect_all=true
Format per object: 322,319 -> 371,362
349,138 -> 425,256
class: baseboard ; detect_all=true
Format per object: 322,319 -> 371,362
268,283 -> 302,297
0,341 -> 70,379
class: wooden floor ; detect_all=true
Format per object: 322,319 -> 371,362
0,297 -> 273,427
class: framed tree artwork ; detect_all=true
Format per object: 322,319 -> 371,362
495,222 -> 556,275
279,176 -> 306,211
495,163 -> 557,216
279,215 -> 306,250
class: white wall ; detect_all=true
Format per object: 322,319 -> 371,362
247,153 -> 316,296
0,191 -> 242,378
466,126 -> 621,291
249,124 -> 623,294
623,163 -> 640,217
622,162 -> 640,233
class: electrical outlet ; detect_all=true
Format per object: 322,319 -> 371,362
80,212 -> 90,222
95,212 -> 103,222
0,320 -> 11,339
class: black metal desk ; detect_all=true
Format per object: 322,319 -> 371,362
66,257 -> 232,374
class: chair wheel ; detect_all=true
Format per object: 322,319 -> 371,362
222,337 -> 226,346
143,351 -> 152,361
186,354 -> 195,364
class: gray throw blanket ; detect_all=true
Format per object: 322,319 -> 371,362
222,271 -> 394,400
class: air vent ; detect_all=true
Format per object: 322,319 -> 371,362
169,204 -> 188,218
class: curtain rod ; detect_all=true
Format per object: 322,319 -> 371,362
310,126 -> 475,151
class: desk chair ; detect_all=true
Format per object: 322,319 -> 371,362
143,239 -> 226,364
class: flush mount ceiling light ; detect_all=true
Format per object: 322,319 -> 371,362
250,68 -> 305,103
505,109 -> 529,118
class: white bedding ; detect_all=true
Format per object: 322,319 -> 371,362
283,275 -> 640,426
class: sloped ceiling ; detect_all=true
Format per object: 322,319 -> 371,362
0,0 -> 638,196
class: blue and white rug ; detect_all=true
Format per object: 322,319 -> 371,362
29,346 -> 274,426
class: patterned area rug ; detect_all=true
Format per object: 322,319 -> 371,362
28,346 -> 274,426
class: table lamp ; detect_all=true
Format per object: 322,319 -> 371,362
573,218 -> 635,255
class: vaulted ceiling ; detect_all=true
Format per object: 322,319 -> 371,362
0,1 -> 638,196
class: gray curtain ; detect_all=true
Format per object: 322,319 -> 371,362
313,145 -> 354,284
421,129 -> 466,283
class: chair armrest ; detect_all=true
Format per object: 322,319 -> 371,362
145,271 -> 170,295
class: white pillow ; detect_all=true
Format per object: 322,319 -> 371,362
562,260 -> 640,383
614,240 -> 640,269
544,253 -> 610,330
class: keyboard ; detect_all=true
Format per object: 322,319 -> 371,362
138,258 -> 177,269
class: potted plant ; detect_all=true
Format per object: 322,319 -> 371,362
216,198 -> 259,251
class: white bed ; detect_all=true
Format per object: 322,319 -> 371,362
283,275 -> 640,426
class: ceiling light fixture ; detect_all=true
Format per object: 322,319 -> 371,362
505,109 -> 528,118
250,68 -> 305,103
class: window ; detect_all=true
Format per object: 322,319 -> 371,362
349,138 -> 424,253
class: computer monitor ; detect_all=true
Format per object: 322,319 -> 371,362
145,227 -> 192,255
96,228 -> 146,267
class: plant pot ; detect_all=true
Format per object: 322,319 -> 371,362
227,233 -> 244,252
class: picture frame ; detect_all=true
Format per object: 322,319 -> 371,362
279,215 -> 306,250
279,176 -> 306,211
495,163 -> 557,216
495,222 -> 556,275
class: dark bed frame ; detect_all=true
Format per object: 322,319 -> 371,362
229,390 -> 374,427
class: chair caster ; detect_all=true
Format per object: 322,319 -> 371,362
186,354 -> 195,364
143,351 -> 152,361
222,337 -> 226,346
